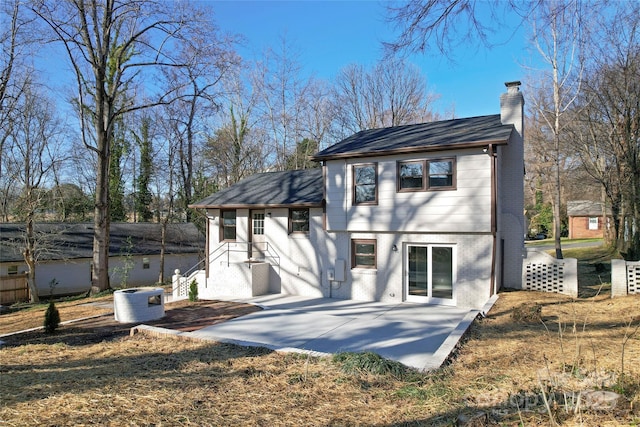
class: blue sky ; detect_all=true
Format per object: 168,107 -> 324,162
209,0 -> 533,118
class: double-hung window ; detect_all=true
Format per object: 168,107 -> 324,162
397,158 -> 456,192
290,208 -> 310,233
398,161 -> 424,191
351,239 -> 376,269
220,210 -> 236,241
353,163 -> 377,205
428,159 -> 455,189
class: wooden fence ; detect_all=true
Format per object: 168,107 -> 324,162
0,274 -> 29,305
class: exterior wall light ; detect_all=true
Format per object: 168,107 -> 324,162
392,244 -> 398,252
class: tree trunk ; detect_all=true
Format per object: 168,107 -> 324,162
553,133 -> 563,259
158,220 -> 167,284
91,131 -> 111,293
24,211 -> 39,303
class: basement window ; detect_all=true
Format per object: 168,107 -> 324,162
351,239 -> 377,269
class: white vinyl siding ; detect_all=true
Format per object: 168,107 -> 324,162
325,151 -> 492,233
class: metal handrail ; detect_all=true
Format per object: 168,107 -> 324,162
173,240 -> 281,296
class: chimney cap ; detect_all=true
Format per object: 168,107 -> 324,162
505,81 -> 521,93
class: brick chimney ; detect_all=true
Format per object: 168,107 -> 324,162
500,81 -> 524,138
497,80 -> 525,291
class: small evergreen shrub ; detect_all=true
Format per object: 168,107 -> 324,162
188,279 -> 198,302
44,301 -> 61,334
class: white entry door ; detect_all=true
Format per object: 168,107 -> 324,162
405,244 -> 456,305
250,210 -> 266,259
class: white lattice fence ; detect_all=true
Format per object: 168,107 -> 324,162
522,249 -> 578,297
628,263 -> 640,294
611,260 -> 640,297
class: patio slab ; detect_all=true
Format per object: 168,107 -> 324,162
188,295 -> 496,371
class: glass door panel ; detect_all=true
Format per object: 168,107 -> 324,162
405,244 -> 455,304
431,247 -> 453,299
250,210 -> 265,259
408,246 -> 428,297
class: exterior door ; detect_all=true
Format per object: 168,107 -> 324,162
405,244 -> 455,305
250,210 -> 266,259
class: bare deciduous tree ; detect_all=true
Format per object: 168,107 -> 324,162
0,0 -> 37,221
331,59 -> 439,138
384,0 -> 536,57
252,36 -> 312,170
570,2 -> 640,259
526,0 -> 589,258
6,82 -> 63,301
31,0 -> 234,292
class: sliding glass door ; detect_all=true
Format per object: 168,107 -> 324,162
406,244 -> 455,304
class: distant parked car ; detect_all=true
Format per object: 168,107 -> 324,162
534,233 -> 547,240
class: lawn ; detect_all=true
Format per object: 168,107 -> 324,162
1,248 -> 639,426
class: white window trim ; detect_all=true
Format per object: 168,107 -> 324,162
404,243 -> 457,306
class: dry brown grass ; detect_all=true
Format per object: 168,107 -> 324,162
0,296 -> 113,334
1,290 -> 639,426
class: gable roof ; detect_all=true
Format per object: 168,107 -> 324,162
567,200 -> 611,217
312,115 -> 514,161
190,168 -> 323,209
0,222 -> 204,263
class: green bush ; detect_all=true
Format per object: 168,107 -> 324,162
43,301 -> 61,334
333,351 -> 409,378
188,279 -> 198,302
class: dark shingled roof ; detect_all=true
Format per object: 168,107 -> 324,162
190,168 -> 323,209
312,114 -> 514,160
0,223 -> 204,263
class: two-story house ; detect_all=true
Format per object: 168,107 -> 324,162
187,81 -> 525,309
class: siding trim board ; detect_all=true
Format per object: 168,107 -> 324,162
312,139 -> 509,161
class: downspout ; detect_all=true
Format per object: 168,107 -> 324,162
344,159 -> 348,230
489,144 -> 498,296
322,162 -> 327,231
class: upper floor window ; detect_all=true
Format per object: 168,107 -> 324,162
7,265 -> 18,275
397,158 -> 456,192
290,208 -> 310,233
220,210 -> 236,241
353,163 -> 377,205
428,159 -> 455,189
398,161 -> 424,191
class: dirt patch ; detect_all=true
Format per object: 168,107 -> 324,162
0,299 -> 261,347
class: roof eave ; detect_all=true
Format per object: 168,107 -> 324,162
310,138 -> 510,162
189,202 -> 324,210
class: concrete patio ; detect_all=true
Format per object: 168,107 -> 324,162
187,294 -> 497,371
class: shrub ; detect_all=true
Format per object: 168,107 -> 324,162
43,301 -> 61,334
188,279 -> 198,302
333,351 -> 409,378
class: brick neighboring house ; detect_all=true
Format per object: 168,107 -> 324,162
188,82 -> 525,310
567,200 -> 610,239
